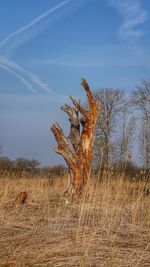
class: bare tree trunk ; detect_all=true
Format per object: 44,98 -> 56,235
51,79 -> 100,197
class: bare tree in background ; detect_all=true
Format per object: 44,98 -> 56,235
0,144 -> 2,155
93,88 -> 124,170
132,79 -> 150,170
138,119 -> 150,169
51,79 -> 100,197
115,100 -> 136,170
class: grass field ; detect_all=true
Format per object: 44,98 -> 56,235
0,174 -> 150,267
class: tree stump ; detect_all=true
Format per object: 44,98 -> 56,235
15,192 -> 28,205
51,79 -> 100,197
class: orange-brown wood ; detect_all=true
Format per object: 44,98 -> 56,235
15,192 -> 28,205
51,79 -> 100,196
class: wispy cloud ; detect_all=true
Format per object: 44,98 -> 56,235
108,0 -> 148,39
0,55 -> 52,94
31,44 -> 150,68
0,0 -> 76,95
0,64 -> 37,95
0,0 -> 89,95
0,0 -> 70,56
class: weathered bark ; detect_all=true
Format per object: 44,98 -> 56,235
51,79 -> 100,196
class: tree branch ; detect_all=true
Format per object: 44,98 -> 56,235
51,123 -> 76,167
69,96 -> 87,118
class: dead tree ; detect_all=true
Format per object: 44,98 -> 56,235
51,79 -> 100,196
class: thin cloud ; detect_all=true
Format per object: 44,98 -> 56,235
0,0 -> 71,95
108,0 -> 148,39
31,43 -> 148,68
0,0 -> 70,95
0,0 -> 70,56
0,55 -> 66,97
0,64 -> 37,95
0,0 -> 88,56
0,0 -> 87,95
0,55 -> 52,94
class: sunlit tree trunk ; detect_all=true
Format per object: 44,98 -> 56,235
51,79 -> 100,196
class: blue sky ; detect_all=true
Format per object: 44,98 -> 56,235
0,0 -> 150,165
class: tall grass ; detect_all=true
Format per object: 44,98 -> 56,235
0,173 -> 149,267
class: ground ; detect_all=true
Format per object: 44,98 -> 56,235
0,174 -> 150,267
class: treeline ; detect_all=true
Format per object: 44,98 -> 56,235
0,157 -> 66,178
0,155 -> 149,180
93,79 -> 150,177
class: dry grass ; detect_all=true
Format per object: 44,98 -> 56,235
0,173 -> 150,267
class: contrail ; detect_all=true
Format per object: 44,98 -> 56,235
0,55 -> 52,94
0,0 -> 88,94
0,64 -> 37,95
0,0 -> 71,94
0,0 -> 69,46
0,55 -> 65,97
0,0 -> 70,55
